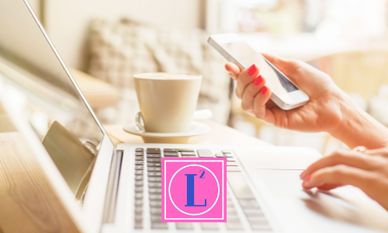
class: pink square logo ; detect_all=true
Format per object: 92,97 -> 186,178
161,158 -> 227,222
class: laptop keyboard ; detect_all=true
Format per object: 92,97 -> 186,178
133,147 -> 273,232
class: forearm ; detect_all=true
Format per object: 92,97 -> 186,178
329,93 -> 388,149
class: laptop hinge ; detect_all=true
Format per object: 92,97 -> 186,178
102,149 -> 123,224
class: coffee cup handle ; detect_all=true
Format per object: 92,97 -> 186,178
135,111 -> 145,131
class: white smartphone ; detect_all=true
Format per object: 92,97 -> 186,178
208,35 -> 309,110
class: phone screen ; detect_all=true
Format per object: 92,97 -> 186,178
225,42 -> 298,99
264,59 -> 298,92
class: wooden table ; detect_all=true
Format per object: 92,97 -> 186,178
106,120 -> 271,147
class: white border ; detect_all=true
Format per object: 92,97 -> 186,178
168,164 -> 220,216
163,159 -> 225,221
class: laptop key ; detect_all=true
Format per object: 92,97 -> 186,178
134,223 -> 143,229
226,222 -> 244,231
200,223 -> 219,231
148,182 -> 161,188
176,222 -> 194,230
222,150 -> 233,154
227,216 -> 241,223
148,167 -> 161,172
147,163 -> 161,168
149,201 -> 161,207
181,152 -> 197,157
227,166 -> 241,172
197,149 -> 214,157
239,198 -> 260,209
147,158 -> 160,162
150,207 -> 161,215
151,223 -> 168,230
147,154 -> 161,158
164,152 -> 179,157
134,199 -> 143,206
149,187 -> 161,193
247,217 -> 269,225
243,209 -> 264,218
149,194 -> 161,200
250,224 -> 272,231
148,177 -> 161,183
146,148 -> 161,154
164,148 -> 179,152
135,148 -> 144,152
178,149 -> 195,153
148,171 -> 161,177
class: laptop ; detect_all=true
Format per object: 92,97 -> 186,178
1,1 -> 387,233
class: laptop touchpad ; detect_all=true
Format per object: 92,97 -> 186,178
252,169 -> 388,233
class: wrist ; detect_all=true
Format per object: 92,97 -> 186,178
328,91 -> 388,148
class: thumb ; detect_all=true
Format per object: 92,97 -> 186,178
262,53 -> 297,77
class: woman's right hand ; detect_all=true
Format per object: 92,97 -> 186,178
225,54 -> 348,133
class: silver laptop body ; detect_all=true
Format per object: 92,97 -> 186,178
0,1 -> 276,233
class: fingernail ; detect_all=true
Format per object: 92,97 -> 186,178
302,181 -> 310,189
247,64 -> 258,76
260,86 -> 268,94
302,176 -> 312,189
253,76 -> 263,86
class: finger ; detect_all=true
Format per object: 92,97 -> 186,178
225,63 -> 240,80
364,147 -> 388,158
306,166 -> 388,210
302,165 -> 376,190
316,183 -> 343,191
236,64 -> 259,98
262,53 -> 298,77
241,76 -> 265,111
225,63 -> 240,75
252,86 -> 271,119
300,150 -> 382,180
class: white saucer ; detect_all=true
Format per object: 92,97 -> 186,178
123,122 -> 210,143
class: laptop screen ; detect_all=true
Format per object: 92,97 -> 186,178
0,0 -> 105,199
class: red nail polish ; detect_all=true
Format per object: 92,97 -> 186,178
260,86 -> 268,94
253,76 -> 263,86
247,65 -> 258,76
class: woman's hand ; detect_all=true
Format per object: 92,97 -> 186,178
225,54 -> 346,132
300,148 -> 388,210
225,54 -> 388,148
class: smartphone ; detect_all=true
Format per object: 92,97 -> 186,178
208,35 -> 309,110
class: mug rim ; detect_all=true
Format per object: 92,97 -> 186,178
134,72 -> 201,80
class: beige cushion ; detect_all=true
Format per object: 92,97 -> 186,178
71,69 -> 120,109
87,19 -> 232,123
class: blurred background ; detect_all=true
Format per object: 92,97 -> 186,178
26,0 -> 388,153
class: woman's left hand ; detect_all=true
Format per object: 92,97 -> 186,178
300,148 -> 388,210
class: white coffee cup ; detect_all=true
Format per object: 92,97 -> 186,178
134,73 -> 201,133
